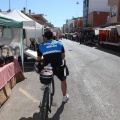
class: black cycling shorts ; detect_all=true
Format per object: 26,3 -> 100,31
53,65 -> 69,81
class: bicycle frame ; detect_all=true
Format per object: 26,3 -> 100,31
40,77 -> 54,106
38,59 -> 67,119
40,67 -> 55,120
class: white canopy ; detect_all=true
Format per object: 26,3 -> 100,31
6,8 -> 44,47
6,8 -> 42,28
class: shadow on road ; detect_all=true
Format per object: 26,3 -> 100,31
85,43 -> 120,57
19,103 -> 65,120
48,102 -> 65,120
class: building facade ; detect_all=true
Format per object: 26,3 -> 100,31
66,19 -> 74,33
108,0 -> 120,23
73,17 -> 83,32
87,11 -> 109,27
62,24 -> 67,33
83,0 -> 110,27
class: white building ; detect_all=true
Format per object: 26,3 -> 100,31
66,19 -> 74,33
63,24 -> 67,33
83,0 -> 110,27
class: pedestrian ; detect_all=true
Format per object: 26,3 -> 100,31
36,30 -> 69,103
79,32 -> 83,44
53,36 -> 56,40
76,33 -> 79,42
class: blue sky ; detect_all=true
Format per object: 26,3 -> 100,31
0,0 -> 83,27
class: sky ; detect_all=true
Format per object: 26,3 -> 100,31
0,0 -> 83,28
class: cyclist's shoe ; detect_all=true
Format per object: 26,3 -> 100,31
62,94 -> 69,103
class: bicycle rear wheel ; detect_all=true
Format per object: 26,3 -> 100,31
40,87 -> 49,120
51,77 -> 55,96
49,77 -> 55,108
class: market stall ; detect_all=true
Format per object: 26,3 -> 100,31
0,13 -> 24,70
0,13 -> 25,107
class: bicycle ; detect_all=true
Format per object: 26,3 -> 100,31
34,59 -> 68,120
39,63 -> 55,120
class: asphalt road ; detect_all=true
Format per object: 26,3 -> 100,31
1,39 -> 120,120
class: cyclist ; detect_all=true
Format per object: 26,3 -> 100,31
36,30 -> 69,103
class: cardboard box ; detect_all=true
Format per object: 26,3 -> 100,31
0,88 -> 7,107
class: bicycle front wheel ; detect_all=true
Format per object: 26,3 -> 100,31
40,87 -> 49,120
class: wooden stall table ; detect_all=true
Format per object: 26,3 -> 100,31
0,59 -> 25,107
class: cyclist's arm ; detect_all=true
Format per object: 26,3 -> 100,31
61,45 -> 65,59
62,52 -> 65,59
37,56 -> 42,61
37,46 -> 43,61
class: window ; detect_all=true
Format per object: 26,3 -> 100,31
111,6 -> 117,17
83,0 -> 88,8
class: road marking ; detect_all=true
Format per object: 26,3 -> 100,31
19,88 -> 39,103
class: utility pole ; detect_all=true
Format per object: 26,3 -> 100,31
9,0 -> 11,11
26,0 -> 28,13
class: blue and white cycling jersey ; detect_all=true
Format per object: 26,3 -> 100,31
37,40 -> 65,67
39,40 -> 63,55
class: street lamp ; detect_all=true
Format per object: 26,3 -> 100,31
76,1 -> 79,5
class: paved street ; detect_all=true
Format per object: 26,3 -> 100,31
1,39 -> 120,120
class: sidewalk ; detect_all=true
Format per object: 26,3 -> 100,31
0,57 -> 42,120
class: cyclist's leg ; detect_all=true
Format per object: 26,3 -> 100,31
61,79 -> 67,96
53,67 -> 69,102
53,67 -> 67,96
60,78 -> 69,102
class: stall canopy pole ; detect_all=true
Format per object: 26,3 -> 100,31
20,29 -> 24,73
35,21 -> 37,51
